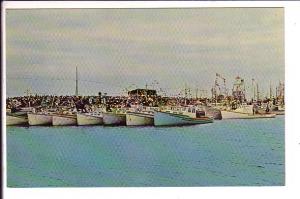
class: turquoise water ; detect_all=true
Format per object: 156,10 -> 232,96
7,116 -> 284,187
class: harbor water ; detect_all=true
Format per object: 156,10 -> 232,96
7,115 -> 284,187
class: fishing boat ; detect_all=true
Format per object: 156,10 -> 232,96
154,106 -> 213,126
126,111 -> 154,126
6,113 -> 28,126
102,109 -> 126,126
6,107 -> 31,126
28,112 -> 52,126
221,110 -> 276,119
77,112 -> 103,125
221,104 -> 276,119
52,114 -> 77,126
126,106 -> 155,126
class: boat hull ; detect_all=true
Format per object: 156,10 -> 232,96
126,112 -> 154,126
102,112 -> 126,125
154,111 -> 213,126
28,113 -> 52,126
221,110 -> 276,119
77,113 -> 103,125
52,115 -> 77,126
6,115 -> 28,126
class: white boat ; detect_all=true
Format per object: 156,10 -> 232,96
77,112 -> 103,125
102,111 -> 126,125
28,113 -> 52,126
221,105 -> 276,119
221,110 -> 276,119
52,114 -> 77,126
126,111 -> 154,126
154,106 -> 213,126
6,114 -> 28,126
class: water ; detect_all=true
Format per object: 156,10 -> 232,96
6,116 -> 284,187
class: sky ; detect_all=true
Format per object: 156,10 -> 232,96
5,8 -> 284,98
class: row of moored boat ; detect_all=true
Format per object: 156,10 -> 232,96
6,104 -> 283,127
6,106 -> 214,127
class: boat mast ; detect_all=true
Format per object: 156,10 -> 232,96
145,83 -> 148,102
25,88 -> 31,107
256,83 -> 259,101
75,67 -> 78,96
184,83 -> 187,106
269,82 -> 272,99
252,78 -> 255,101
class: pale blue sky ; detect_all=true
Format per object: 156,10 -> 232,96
6,8 -> 284,97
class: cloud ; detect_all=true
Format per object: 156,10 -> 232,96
6,8 -> 284,97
